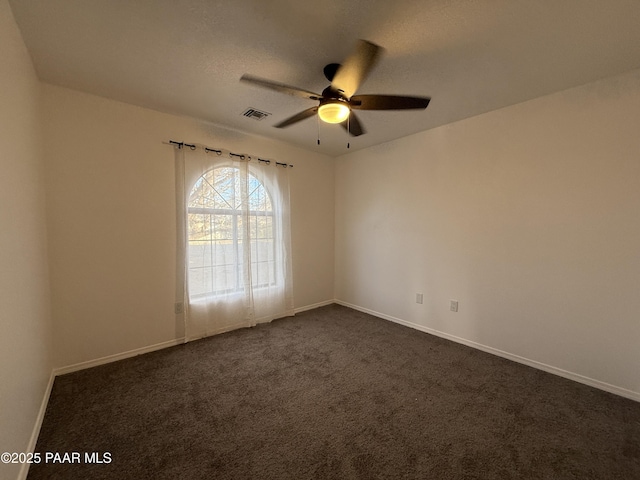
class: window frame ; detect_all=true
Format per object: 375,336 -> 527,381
186,165 -> 277,299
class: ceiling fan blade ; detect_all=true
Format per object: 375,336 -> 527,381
340,112 -> 366,137
350,94 -> 431,110
274,107 -> 318,128
240,74 -> 322,100
331,40 -> 382,99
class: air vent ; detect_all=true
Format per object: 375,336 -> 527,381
242,108 -> 271,121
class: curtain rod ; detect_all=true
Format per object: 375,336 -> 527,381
164,140 -> 293,168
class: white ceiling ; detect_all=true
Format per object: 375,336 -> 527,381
9,0 -> 640,156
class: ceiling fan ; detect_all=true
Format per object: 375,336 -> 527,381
240,40 -> 431,137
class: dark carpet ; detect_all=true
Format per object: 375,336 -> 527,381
28,304 -> 640,479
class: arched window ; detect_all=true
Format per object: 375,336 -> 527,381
187,166 -> 275,298
175,145 -> 293,340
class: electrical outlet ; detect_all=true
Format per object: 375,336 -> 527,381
416,293 -> 423,304
174,302 -> 184,314
450,300 -> 459,312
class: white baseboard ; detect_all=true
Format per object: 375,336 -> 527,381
294,299 -> 335,314
335,300 -> 640,403
186,323 -> 250,342
18,370 -> 56,480
54,338 -> 186,376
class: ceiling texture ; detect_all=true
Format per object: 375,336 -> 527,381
9,0 -> 640,156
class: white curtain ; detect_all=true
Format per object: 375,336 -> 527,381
175,145 -> 294,341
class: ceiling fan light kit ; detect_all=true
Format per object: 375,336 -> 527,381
318,101 -> 350,124
241,39 -> 431,140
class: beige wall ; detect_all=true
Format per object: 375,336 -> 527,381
42,84 -> 335,368
335,69 -> 640,398
0,1 -> 53,478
